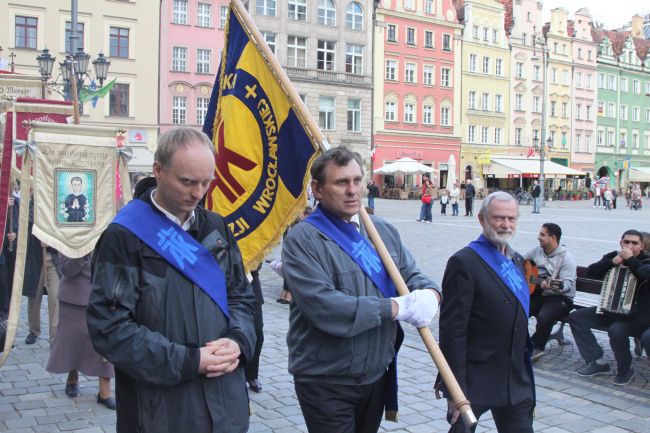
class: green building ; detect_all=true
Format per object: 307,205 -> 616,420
593,28 -> 650,188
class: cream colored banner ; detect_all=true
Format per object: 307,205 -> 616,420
31,122 -> 119,258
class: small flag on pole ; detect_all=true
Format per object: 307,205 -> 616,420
79,78 -> 116,105
202,0 -> 320,270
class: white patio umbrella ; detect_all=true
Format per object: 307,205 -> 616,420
374,157 -> 437,175
445,154 -> 457,192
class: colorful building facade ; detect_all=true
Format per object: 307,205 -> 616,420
455,0 -> 511,186
543,8 -> 573,167
160,0 -> 228,135
1,0 -> 160,171
569,8 -> 597,175
372,0 -> 462,188
502,0 -> 543,157
594,24 -> 650,188
250,0 -> 374,161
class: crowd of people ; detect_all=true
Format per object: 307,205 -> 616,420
1,129 -> 648,433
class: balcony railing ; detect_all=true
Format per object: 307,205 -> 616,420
284,66 -> 372,86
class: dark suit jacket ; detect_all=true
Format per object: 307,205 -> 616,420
439,246 -> 534,407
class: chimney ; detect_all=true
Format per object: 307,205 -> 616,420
630,15 -> 643,38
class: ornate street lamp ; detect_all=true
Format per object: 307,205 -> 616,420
37,49 -> 111,106
36,48 -> 56,80
92,52 -> 111,87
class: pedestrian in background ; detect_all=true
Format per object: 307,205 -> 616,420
440,190 -> 449,215
418,174 -> 433,223
531,180 -> 541,214
603,188 -> 613,211
367,180 -> 379,210
450,181 -> 460,216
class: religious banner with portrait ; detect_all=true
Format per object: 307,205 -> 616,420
29,122 -> 125,258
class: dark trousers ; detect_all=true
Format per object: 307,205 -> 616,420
295,376 -> 386,433
569,306 -> 649,374
441,203 -> 447,214
448,398 -> 534,433
464,198 -> 473,216
452,203 -> 459,216
245,271 -> 264,381
0,248 -> 16,316
529,293 -> 572,350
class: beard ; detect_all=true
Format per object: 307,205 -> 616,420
484,224 -> 515,248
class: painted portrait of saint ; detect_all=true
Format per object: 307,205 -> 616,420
56,170 -> 96,225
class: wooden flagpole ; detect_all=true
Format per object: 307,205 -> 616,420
229,0 -> 477,427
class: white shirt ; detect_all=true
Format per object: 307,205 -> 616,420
150,189 -> 196,231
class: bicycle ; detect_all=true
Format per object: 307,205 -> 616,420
515,191 -> 532,206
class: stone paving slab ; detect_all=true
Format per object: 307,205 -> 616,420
1,198 -> 649,432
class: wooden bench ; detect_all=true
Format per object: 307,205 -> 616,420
548,266 -> 644,356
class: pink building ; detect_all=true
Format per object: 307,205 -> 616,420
160,0 -> 229,133
569,8 -> 597,174
373,0 -> 462,189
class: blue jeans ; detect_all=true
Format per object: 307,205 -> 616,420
532,197 -> 541,213
452,203 -> 459,216
368,196 -> 375,209
419,202 -> 432,221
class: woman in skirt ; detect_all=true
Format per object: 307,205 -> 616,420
46,253 -> 115,409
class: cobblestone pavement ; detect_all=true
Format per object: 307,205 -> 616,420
1,198 -> 648,432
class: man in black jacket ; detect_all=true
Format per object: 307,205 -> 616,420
531,180 -> 541,214
440,191 -> 534,433
87,128 -> 257,433
569,229 -> 650,386
464,179 -> 475,216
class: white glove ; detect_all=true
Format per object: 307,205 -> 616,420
393,290 -> 439,328
269,258 -> 283,277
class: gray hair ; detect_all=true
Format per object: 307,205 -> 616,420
479,191 -> 519,217
154,128 -> 215,169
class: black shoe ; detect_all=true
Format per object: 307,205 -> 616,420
577,361 -> 610,376
247,379 -> 262,393
25,332 -> 37,345
613,368 -> 635,386
65,382 -> 79,398
97,393 -> 116,410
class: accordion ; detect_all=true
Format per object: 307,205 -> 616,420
598,266 -> 637,315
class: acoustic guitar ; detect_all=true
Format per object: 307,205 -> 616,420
524,259 -> 564,294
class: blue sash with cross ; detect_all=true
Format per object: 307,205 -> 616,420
305,205 -> 402,419
468,234 -> 529,316
112,199 -> 229,318
304,205 -> 397,299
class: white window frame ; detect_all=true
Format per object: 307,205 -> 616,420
196,48 -> 211,74
172,96 -> 187,124
287,36 -> 307,68
345,44 -> 363,75
172,46 -> 187,72
197,3 -> 212,27
347,98 -> 361,131
317,0 -> 336,25
288,0 -> 307,21
173,0 -> 188,24
346,2 -> 363,30
319,96 -> 335,130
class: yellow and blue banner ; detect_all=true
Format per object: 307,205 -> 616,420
203,1 -> 320,270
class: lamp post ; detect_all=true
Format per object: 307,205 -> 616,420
532,28 -> 549,206
35,0 -> 111,121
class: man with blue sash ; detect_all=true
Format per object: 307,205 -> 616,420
438,191 -> 535,433
87,128 -> 256,433
282,147 -> 441,433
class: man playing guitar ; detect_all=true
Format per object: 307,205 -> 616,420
524,223 -> 577,361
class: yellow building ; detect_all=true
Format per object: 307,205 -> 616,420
543,8 -> 573,167
455,0 -> 511,185
0,0 -> 159,171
